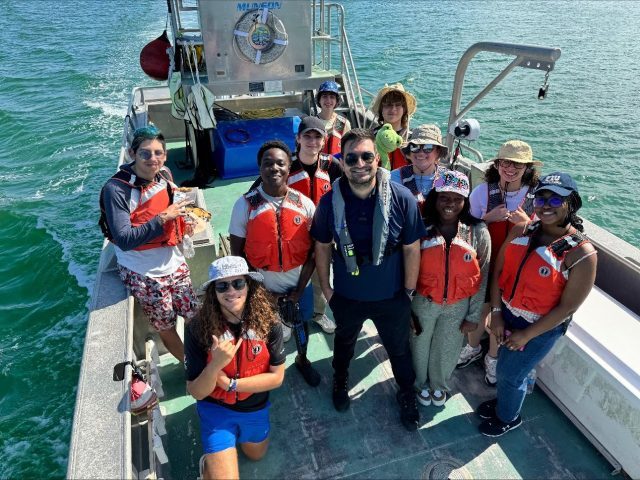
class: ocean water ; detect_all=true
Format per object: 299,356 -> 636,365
0,0 -> 638,477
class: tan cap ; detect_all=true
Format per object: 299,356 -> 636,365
490,140 -> 543,166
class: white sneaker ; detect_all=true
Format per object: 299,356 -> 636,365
416,388 -> 431,406
431,389 -> 447,406
484,354 -> 497,386
313,313 -> 336,334
456,344 -> 483,369
282,323 -> 292,342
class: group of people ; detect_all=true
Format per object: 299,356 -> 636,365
99,83 -> 597,479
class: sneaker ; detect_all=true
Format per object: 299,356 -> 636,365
130,376 -> 158,415
282,323 -> 292,342
456,344 -> 483,369
476,398 -> 498,419
295,355 -> 321,387
332,374 -> 350,412
313,313 -> 336,334
431,390 -> 447,407
479,415 -> 522,437
484,354 -> 497,387
396,390 -> 420,431
416,388 -> 431,407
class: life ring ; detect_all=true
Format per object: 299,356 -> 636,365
233,8 -> 288,65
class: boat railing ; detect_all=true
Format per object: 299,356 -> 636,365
445,42 -> 561,155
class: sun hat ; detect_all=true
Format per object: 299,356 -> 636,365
201,256 -> 263,290
316,80 -> 341,106
490,140 -> 543,166
402,124 -> 449,155
534,172 -> 579,197
433,169 -> 470,198
297,115 -> 327,136
371,83 -> 417,117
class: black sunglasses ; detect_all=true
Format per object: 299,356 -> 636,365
214,278 -> 247,293
533,195 -> 565,208
408,143 -> 436,153
344,151 -> 376,167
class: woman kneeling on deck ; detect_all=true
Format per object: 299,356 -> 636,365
411,170 -> 491,407
478,172 -> 597,437
185,256 -> 285,479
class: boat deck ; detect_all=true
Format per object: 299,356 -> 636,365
148,144 -> 615,479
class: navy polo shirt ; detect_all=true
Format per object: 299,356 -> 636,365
311,177 -> 426,301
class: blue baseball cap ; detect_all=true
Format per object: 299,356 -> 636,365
534,172 -> 579,197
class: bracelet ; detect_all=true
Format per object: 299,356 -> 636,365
227,377 -> 237,393
490,307 -> 502,314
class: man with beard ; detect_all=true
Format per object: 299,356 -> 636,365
229,141 -> 321,386
311,129 -> 426,431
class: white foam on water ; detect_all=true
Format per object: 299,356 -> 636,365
83,99 -> 127,118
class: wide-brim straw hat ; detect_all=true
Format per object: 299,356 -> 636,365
402,124 -> 448,155
371,83 -> 417,117
490,140 -> 543,166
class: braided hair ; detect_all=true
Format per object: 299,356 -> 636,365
562,191 -> 584,232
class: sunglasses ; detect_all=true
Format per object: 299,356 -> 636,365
214,278 -> 247,293
498,160 -> 527,170
344,151 -> 376,167
533,195 -> 565,208
408,143 -> 436,154
137,149 -> 166,160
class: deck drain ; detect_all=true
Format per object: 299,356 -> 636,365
423,459 -> 472,480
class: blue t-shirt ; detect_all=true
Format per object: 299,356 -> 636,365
311,177 -> 426,301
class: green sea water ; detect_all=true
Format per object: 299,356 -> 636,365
0,1 -> 639,477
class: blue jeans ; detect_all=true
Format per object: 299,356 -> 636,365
495,306 -> 563,423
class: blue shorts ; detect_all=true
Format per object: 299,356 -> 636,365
196,401 -> 271,454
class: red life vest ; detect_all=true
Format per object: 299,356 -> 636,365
321,114 -> 348,157
417,223 -> 482,305
287,154 -> 334,205
498,222 -> 589,320
102,167 -> 185,251
207,328 -> 271,405
389,147 -> 409,170
486,182 -> 536,264
244,188 -> 312,272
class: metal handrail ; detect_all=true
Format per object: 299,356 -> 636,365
445,42 -> 561,155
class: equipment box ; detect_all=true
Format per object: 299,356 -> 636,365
211,117 -> 300,179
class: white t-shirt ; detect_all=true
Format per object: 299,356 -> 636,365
469,182 -> 531,219
229,186 -> 316,294
114,245 -> 185,277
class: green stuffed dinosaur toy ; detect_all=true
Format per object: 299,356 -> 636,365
375,123 -> 403,170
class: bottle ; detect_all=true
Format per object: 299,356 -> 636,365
526,368 -> 537,394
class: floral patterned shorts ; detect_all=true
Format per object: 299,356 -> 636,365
118,262 -> 199,331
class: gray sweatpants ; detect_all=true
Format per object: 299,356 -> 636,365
410,294 -> 471,392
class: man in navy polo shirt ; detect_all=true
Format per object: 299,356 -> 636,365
311,128 -> 426,431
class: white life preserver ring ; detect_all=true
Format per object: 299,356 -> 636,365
233,8 -> 288,65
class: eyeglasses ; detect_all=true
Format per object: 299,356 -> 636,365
498,160 -> 527,170
533,195 -> 565,208
382,101 -> 404,109
137,149 -> 166,160
344,151 -> 376,167
408,143 -> 436,154
214,278 -> 247,293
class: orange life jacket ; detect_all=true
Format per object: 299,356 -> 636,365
498,222 -> 589,320
244,188 -> 312,272
207,328 -> 271,405
417,223 -> 482,304
389,147 -> 408,170
102,167 -> 185,250
287,154 -> 333,205
321,114 -> 347,157
486,182 -> 536,264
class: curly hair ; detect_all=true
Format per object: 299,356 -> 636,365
377,91 -> 409,129
421,189 -> 482,228
256,140 -> 292,167
484,161 -> 539,187
194,277 -> 278,350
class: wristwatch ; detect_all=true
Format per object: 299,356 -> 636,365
227,377 -> 238,392
405,288 -> 417,298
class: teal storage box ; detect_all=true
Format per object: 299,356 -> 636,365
211,117 -> 301,179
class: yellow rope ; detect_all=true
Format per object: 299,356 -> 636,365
240,107 -> 285,119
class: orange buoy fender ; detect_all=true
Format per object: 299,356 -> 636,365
140,30 -> 172,81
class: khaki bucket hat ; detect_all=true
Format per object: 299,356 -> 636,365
490,140 -> 543,166
402,124 -> 449,155
371,83 -> 417,117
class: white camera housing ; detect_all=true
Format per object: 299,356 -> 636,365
449,118 -> 481,141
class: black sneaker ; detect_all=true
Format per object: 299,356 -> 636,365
476,399 -> 497,419
396,390 -> 420,431
295,355 -> 321,387
332,374 -> 350,411
478,415 -> 522,437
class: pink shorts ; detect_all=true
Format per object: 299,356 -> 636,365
118,263 -> 199,331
